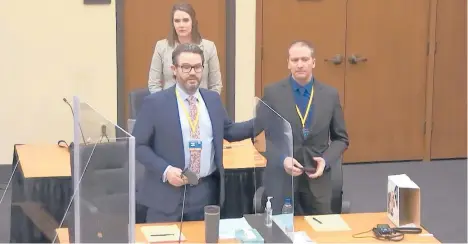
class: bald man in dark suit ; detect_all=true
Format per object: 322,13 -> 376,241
260,40 -> 349,215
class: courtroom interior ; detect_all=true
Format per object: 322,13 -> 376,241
0,0 -> 466,243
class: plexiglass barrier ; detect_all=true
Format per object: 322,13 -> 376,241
0,158 -> 18,243
252,97 -> 294,239
53,96 -> 135,243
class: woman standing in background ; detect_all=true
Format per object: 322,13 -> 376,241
148,2 -> 223,94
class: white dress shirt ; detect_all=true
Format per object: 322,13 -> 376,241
162,84 -> 215,182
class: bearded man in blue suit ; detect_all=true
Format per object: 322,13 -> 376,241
132,43 -> 253,222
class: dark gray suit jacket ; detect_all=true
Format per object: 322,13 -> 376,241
132,86 -> 253,213
258,78 -> 349,211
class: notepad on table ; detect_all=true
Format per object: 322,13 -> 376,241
304,214 -> 351,232
140,224 -> 186,242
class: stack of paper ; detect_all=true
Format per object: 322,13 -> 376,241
304,214 -> 351,232
140,224 -> 186,242
219,217 -> 252,239
292,231 -> 315,243
272,214 -> 293,233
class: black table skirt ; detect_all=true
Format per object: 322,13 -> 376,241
222,168 -> 264,218
8,146 -> 73,243
8,145 -> 264,243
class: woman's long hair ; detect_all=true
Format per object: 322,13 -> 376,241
167,2 -> 202,47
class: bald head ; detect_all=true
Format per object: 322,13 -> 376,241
288,40 -> 315,57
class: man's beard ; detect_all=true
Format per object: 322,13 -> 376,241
182,76 -> 200,94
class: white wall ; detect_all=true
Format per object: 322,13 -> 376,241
0,0 -> 117,164
235,0 -> 256,122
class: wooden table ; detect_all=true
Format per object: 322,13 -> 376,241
16,144 -> 72,178
223,139 -> 266,169
16,139 -> 265,177
55,212 -> 440,243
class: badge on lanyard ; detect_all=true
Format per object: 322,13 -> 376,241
295,87 -> 314,138
189,140 -> 202,151
175,89 -> 203,150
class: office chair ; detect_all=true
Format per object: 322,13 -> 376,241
67,140 -> 132,243
128,88 -> 150,119
128,88 -> 152,223
127,119 -> 136,135
330,157 -> 351,214
126,117 -> 147,223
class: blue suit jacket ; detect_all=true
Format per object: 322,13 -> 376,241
132,86 -> 253,213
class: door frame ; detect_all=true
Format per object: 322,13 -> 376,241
255,0 -> 440,162
116,0 -> 237,127
255,0 -> 263,98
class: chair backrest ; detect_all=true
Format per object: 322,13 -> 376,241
67,141 -> 131,242
126,118 -> 146,196
128,88 -> 151,119
127,119 -> 136,135
70,141 -> 131,207
330,156 -> 344,214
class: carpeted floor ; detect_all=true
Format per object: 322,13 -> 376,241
0,159 -> 466,243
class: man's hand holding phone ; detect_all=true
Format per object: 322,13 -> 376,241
283,156 -> 326,178
305,157 -> 325,179
166,166 -> 188,187
283,157 -> 304,176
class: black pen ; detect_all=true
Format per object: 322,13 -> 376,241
151,233 -> 174,237
312,217 -> 322,224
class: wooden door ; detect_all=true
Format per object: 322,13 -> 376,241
123,0 -> 226,120
260,0 -> 347,101
343,0 -> 430,163
430,0 -> 467,159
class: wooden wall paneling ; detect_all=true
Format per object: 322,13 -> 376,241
430,0 -> 467,159
255,0 -> 461,163
123,0 -> 226,121
259,0 -> 347,99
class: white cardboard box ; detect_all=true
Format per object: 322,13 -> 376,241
387,174 -> 421,227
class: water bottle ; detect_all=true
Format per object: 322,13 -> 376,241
265,196 -> 273,227
281,198 -> 294,235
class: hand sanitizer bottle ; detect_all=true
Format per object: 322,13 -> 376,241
265,196 -> 273,227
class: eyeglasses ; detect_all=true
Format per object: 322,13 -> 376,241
178,64 -> 204,73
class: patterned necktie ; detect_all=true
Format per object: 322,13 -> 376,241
187,95 -> 201,175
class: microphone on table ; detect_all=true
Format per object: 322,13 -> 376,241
100,123 -> 110,142
59,98 -> 87,148
178,169 -> 199,243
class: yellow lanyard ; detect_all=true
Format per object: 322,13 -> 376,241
175,89 -> 199,134
295,87 -> 314,128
